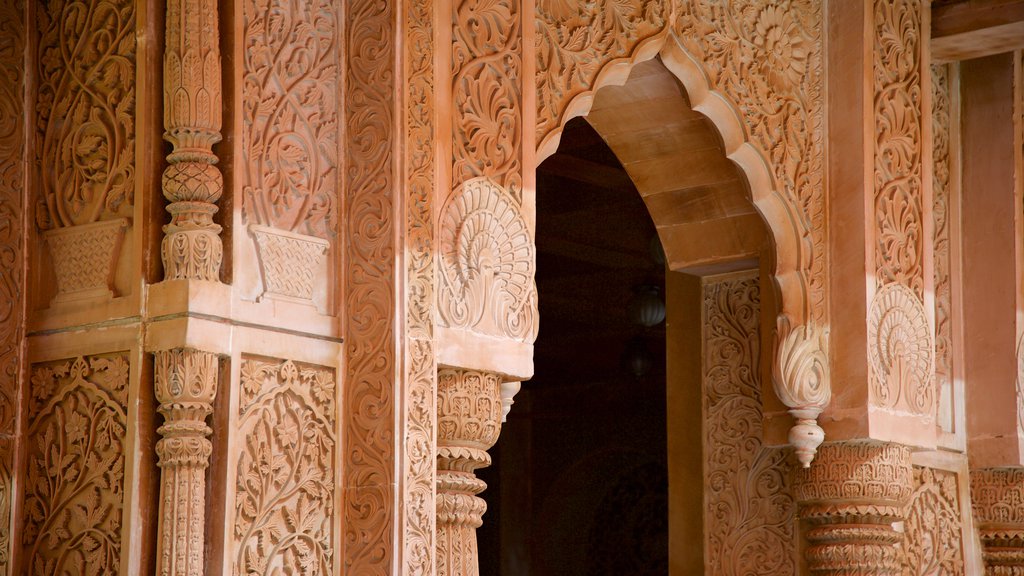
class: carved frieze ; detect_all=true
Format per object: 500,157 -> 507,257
23,354 -> 129,575
403,0 -> 438,571
868,283 -> 935,416
0,0 -> 24,444
234,357 -> 336,575
971,468 -> 1024,572
702,276 -> 796,575
904,466 -> 965,575
932,63 -> 955,429
343,0 -> 396,573
438,178 -> 537,342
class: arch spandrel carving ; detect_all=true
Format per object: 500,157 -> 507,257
533,0 -> 829,465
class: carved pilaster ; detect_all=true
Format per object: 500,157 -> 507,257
794,442 -> 914,575
161,0 -> 224,281
154,349 -> 218,576
436,368 -> 502,576
971,468 -> 1024,574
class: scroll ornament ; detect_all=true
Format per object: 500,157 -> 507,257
773,318 -> 830,467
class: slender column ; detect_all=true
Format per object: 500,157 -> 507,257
161,0 -> 224,280
794,442 -> 914,575
154,349 -> 218,576
971,469 -> 1024,574
436,368 -> 502,576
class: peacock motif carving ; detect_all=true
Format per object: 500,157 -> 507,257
438,178 -> 537,342
868,283 -> 934,417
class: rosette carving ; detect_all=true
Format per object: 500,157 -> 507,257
154,349 -> 218,576
795,442 -> 913,575
868,283 -> 934,416
439,178 -> 537,342
161,0 -> 225,281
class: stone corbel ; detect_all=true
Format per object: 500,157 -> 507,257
775,318 -> 831,468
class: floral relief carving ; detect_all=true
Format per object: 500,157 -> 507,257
23,354 -> 129,576
702,276 -> 797,575
903,466 -> 965,575
932,63 -> 954,426
0,0 -> 24,442
534,0 -> 667,144
873,0 -> 925,298
241,0 -> 339,239
343,0 -> 396,573
452,0 -> 523,198
235,358 -> 336,576
868,283 -> 934,417
438,178 -> 537,342
673,0 -> 826,322
403,0 -> 437,572
34,0 -> 135,230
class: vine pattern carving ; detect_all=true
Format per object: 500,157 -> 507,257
235,358 -> 336,576
23,354 -> 129,576
932,63 -> 953,427
702,276 -> 796,575
0,0 -> 25,452
241,0 -> 339,238
343,0 -> 395,573
35,0 -> 135,230
403,0 -> 437,572
873,0 -> 924,298
903,466 -> 965,575
438,178 -> 537,342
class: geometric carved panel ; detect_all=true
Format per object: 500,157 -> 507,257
904,466 -> 965,575
702,275 -> 797,575
234,356 -> 337,575
22,353 -> 129,575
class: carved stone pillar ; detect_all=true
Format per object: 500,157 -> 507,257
971,468 -> 1024,573
154,349 -> 218,576
436,368 -> 502,576
794,442 -> 914,575
161,0 -> 224,280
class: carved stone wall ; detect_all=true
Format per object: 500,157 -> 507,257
34,0 -> 136,301
971,468 -> 1024,572
23,354 -> 129,575
233,357 -> 337,575
868,0 -> 934,419
904,465 -> 966,575
0,0 -> 24,568
702,275 -> 797,575
342,1 -> 396,573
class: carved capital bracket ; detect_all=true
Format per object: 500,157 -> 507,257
161,0 -> 224,281
153,348 -> 219,576
971,468 -> 1024,573
774,319 -> 830,467
436,368 -> 502,576
794,441 -> 913,575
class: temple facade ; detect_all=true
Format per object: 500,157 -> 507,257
0,0 -> 1022,573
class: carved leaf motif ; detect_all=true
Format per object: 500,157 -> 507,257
242,0 -> 339,237
23,354 -> 129,576
703,276 -> 797,575
932,63 -> 953,426
235,358 -> 336,576
904,466 -> 965,575
35,0 -> 136,229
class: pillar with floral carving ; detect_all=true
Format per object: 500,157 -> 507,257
794,442 -> 914,575
436,368 -> 503,576
153,349 -> 218,576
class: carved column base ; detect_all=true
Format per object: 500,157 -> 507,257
794,441 -> 913,575
436,369 -> 501,576
971,468 -> 1024,575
